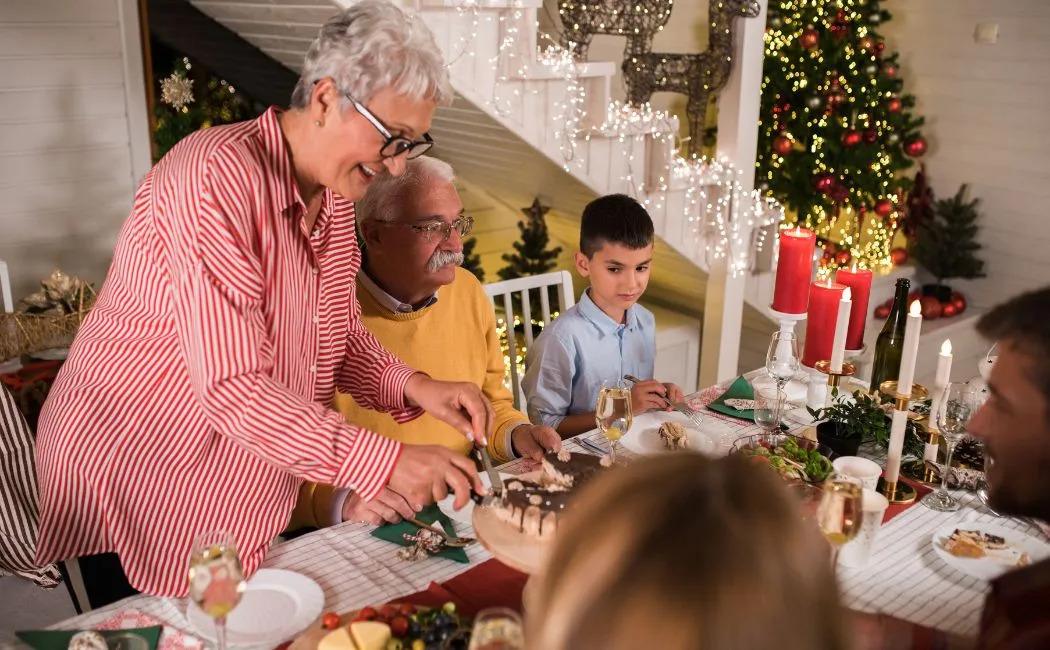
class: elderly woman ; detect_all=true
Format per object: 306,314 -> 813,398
34,0 -> 489,607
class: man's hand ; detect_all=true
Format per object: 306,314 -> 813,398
404,374 -> 494,445
663,382 -> 685,406
630,379 -> 669,414
342,487 -> 416,526
510,424 -> 562,460
387,444 -> 487,511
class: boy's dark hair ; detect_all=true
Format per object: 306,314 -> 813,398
579,194 -> 655,257
977,286 -> 1050,407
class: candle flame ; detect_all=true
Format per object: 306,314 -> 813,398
851,263 -> 858,273
826,278 -> 833,288
793,226 -> 802,236
910,300 -> 922,316
941,339 -> 952,355
843,287 -> 852,301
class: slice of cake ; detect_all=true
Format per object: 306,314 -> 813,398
659,421 -> 689,450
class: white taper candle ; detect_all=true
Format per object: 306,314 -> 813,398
924,339 -> 954,462
885,408 -> 910,483
830,287 -> 852,373
896,301 -> 924,396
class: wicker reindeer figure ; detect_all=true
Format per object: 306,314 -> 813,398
558,0 -> 674,60
623,0 -> 761,154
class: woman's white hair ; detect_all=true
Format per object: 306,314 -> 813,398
290,0 -> 453,109
356,155 -> 455,225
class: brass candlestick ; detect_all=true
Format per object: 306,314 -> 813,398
814,360 -> 856,407
901,422 -> 942,487
875,380 -> 929,505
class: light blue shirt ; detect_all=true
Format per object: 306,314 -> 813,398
522,290 -> 656,429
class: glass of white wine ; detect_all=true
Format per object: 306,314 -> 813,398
188,531 -> 245,650
816,473 -> 864,568
467,607 -> 524,650
596,379 -> 633,463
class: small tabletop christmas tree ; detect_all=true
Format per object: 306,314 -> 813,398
912,184 -> 985,297
499,199 -> 563,282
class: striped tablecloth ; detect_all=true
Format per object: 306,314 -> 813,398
20,380 -> 1039,645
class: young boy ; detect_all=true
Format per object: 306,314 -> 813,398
523,194 -> 684,435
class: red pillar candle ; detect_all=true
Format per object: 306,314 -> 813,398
834,265 -> 874,351
803,279 -> 847,367
772,226 -> 817,314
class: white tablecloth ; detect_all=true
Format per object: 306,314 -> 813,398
9,379 -> 1037,646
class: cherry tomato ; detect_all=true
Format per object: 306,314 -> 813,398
321,612 -> 340,630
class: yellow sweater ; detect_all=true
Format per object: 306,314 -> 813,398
289,268 -> 527,529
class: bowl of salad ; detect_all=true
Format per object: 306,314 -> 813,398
730,433 -> 835,483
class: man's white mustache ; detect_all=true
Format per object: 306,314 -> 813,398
427,251 -> 464,272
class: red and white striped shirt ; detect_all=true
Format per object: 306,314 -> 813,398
35,107 -> 420,596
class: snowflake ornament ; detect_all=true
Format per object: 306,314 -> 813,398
161,73 -> 194,110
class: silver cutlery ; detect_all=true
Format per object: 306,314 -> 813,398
405,516 -> 476,548
475,447 -> 503,496
577,437 -> 610,455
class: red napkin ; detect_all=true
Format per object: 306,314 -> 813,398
400,559 -> 528,617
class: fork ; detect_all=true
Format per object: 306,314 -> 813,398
405,516 -> 477,548
623,374 -> 704,429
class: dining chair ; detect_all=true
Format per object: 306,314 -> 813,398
483,270 -> 575,411
0,259 -> 12,313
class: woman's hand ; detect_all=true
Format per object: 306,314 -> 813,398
342,488 -> 416,525
404,373 -> 494,445
387,444 -> 487,511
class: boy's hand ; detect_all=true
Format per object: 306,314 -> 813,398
664,382 -> 685,405
630,379 -> 669,414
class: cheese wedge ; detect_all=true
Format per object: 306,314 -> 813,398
318,627 -> 356,650
350,621 -> 392,650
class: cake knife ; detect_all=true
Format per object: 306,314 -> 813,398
475,447 -> 503,496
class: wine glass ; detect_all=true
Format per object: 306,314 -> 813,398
765,331 -> 800,433
753,386 -> 780,432
468,607 -> 524,650
922,382 -> 975,512
188,531 -> 245,650
816,473 -> 864,568
596,379 -> 633,463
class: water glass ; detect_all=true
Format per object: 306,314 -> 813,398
922,382 -> 975,512
468,607 -> 524,650
765,331 -> 800,428
753,386 -> 780,432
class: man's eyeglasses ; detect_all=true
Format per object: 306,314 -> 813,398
380,216 -> 474,242
344,91 -> 434,160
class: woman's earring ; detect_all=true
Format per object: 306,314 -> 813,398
314,119 -> 323,127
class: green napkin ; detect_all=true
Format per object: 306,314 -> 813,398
371,504 -> 469,563
16,626 -> 161,650
707,376 -> 756,421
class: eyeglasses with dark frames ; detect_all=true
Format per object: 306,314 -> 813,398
379,215 -> 474,242
343,91 -> 434,160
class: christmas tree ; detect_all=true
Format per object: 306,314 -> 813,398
153,55 -> 257,161
913,184 -> 985,290
756,0 -> 928,270
461,237 -> 485,282
499,199 -> 563,282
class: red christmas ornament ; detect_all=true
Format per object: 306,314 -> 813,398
864,129 -> 878,143
835,250 -> 852,266
874,199 -> 894,217
890,247 -> 909,265
920,295 -> 943,320
875,41 -> 886,54
904,136 -> 929,157
941,301 -> 959,318
951,291 -> 967,314
874,303 -> 891,319
887,97 -> 902,112
821,251 -> 834,267
842,129 -> 863,147
908,290 -> 923,305
884,64 -> 898,77
773,135 -> 794,155
830,183 -> 850,203
800,28 -> 820,49
813,173 -> 835,193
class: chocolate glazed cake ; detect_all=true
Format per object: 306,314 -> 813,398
492,450 -> 610,540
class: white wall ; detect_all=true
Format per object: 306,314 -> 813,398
882,0 -> 1050,309
0,0 -> 150,299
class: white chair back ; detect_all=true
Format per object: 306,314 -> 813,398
483,270 -> 575,410
0,259 -> 12,313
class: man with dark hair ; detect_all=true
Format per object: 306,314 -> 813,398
523,194 -> 683,435
854,286 -> 1050,649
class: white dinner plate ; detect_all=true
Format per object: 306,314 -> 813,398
186,568 -> 324,646
619,410 -> 717,456
931,521 -> 1050,581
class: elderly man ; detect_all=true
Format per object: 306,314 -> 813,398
854,286 -> 1050,649
290,156 -> 561,528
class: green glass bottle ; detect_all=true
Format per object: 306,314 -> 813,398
869,278 -> 911,392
